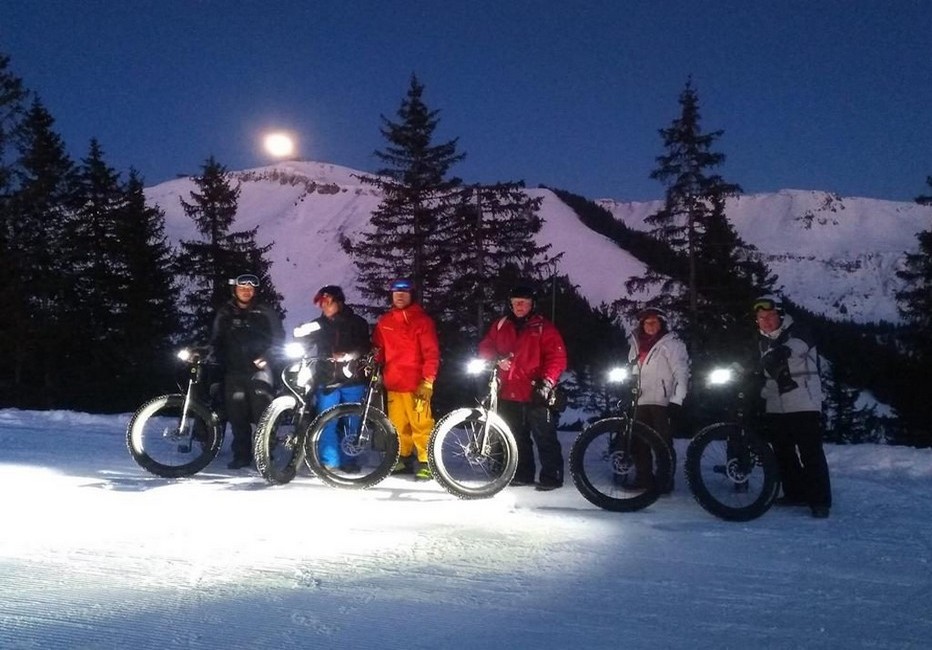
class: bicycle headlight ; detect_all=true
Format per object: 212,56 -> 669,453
466,358 -> 488,375
707,367 -> 733,386
284,342 -> 305,359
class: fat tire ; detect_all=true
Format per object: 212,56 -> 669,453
254,395 -> 305,485
304,403 -> 399,489
685,422 -> 779,522
569,417 -> 673,512
427,408 -> 518,500
126,394 -> 222,478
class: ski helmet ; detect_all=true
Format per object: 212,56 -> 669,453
389,278 -> 415,294
752,295 -> 784,314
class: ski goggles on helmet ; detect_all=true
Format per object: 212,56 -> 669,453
752,297 -> 779,312
390,279 -> 414,293
229,274 -> 260,288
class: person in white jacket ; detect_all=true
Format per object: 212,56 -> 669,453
754,295 -> 831,518
627,307 -> 690,492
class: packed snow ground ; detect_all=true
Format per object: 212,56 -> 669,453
1,408 -> 931,649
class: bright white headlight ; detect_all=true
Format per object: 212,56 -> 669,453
708,368 -> 733,386
284,342 -> 305,359
466,358 -> 488,375
607,367 -> 629,383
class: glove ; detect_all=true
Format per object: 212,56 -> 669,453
761,344 -> 791,378
535,379 -> 554,405
414,379 -> 434,403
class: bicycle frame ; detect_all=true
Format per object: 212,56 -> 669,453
705,366 -> 758,483
604,366 -> 645,455
343,349 -> 384,449
469,358 -> 503,457
174,347 -> 213,452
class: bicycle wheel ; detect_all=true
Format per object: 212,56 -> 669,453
304,403 -> 399,489
126,394 -> 222,478
254,395 -> 307,485
569,417 -> 673,512
685,422 -> 780,522
427,408 -> 518,500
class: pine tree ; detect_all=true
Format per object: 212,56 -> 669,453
624,80 -> 773,367
443,181 -> 555,340
6,98 -> 78,406
71,142 -> 125,331
0,53 -> 29,406
345,75 -> 465,314
176,156 -> 283,342
892,175 -> 932,445
110,170 -> 182,407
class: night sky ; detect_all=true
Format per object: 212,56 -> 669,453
3,0 -> 930,201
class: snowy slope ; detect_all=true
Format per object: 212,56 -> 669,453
599,190 -> 932,323
2,408 -> 931,649
146,161 -> 649,331
145,161 -> 932,328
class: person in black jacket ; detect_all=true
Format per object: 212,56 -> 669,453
210,273 -> 285,469
294,285 -> 370,470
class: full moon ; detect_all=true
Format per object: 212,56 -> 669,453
263,132 -> 295,158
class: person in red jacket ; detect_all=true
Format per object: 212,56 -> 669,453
372,278 -> 441,480
478,285 -> 568,491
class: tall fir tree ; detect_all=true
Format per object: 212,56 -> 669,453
623,80 -> 773,368
896,175 -> 932,337
176,156 -> 283,342
70,140 -> 126,350
442,181 -> 555,341
892,175 -> 932,445
5,98 -> 78,406
0,53 -> 29,406
345,75 -> 464,314
109,170 -> 182,408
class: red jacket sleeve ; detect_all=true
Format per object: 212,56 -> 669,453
418,314 -> 440,381
539,322 -> 568,385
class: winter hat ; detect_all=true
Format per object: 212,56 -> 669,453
509,285 -> 536,301
636,307 -> 668,323
314,285 -> 345,305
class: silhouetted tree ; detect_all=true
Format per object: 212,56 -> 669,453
5,99 -> 78,406
345,75 -> 464,315
0,53 -> 29,405
443,181 -> 555,341
623,80 -> 774,371
176,156 -> 283,342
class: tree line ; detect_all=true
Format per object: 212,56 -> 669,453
1,52 -> 930,446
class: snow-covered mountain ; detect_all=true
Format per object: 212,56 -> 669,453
145,160 -> 932,329
599,190 -> 932,324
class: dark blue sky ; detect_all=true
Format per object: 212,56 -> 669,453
3,0 -> 930,202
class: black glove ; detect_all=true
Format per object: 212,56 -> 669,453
761,344 -> 791,378
535,379 -> 553,405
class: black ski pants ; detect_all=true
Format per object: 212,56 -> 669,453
499,399 -> 564,486
223,370 -> 274,462
765,411 -> 832,509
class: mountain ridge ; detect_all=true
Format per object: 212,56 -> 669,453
144,160 -> 932,329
